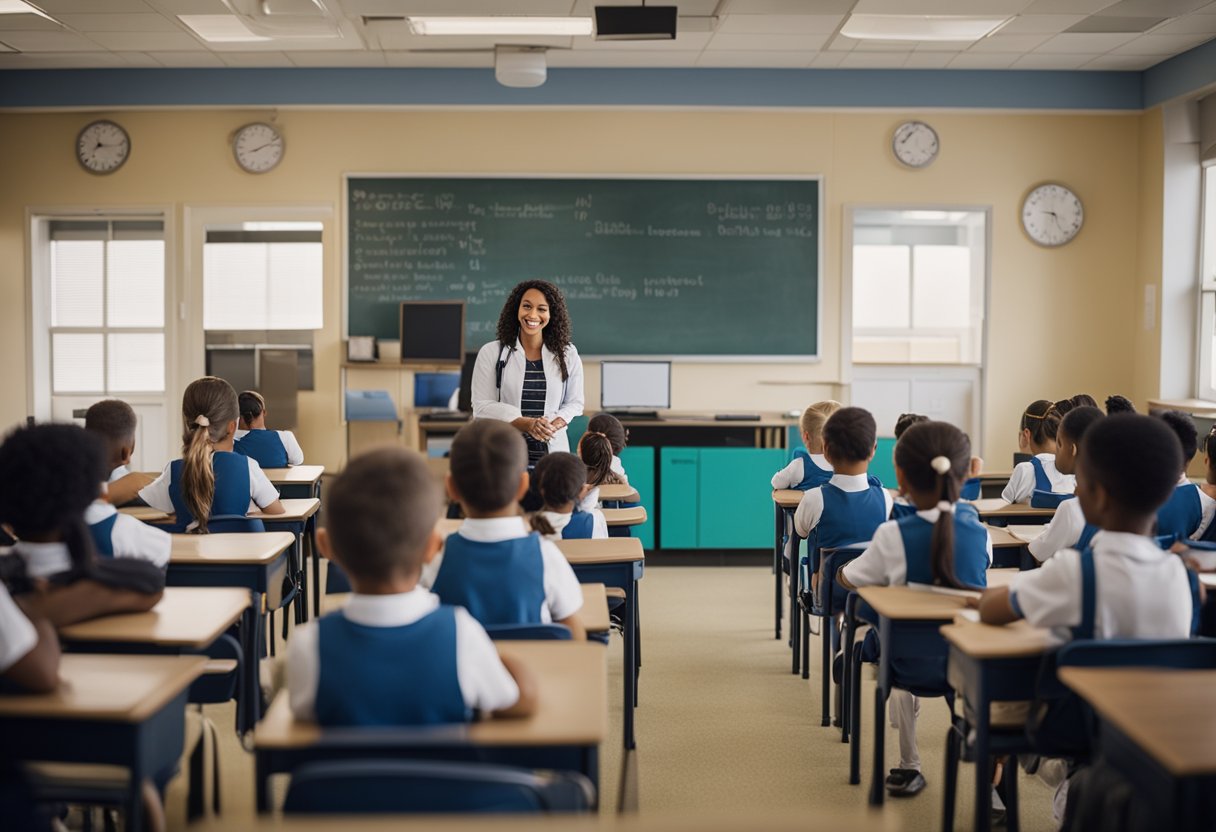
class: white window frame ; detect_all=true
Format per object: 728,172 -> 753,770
1198,165 -> 1216,402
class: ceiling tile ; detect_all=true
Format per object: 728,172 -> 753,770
696,49 -> 815,66
967,33 -> 1054,51
371,26 -> 574,51
724,0 -> 857,12
1011,51 -> 1093,67
0,50 -> 129,66
1109,31 -> 1216,53
809,50 -> 848,66
854,0 -> 1027,12
824,33 -> 855,50
1081,53 -> 1160,68
546,49 -> 698,67
147,49 -> 223,66
716,14 -> 843,34
1149,14 -> 1216,35
705,32 -> 826,50
1021,0 -> 1121,12
56,13 -> 181,32
217,50 -> 293,66
86,31 -> 205,50
1098,0 -> 1209,15
35,0 -> 153,12
0,29 -> 103,51
850,38 -> 913,51
113,50 -> 163,66
145,0 -> 228,11
836,51 -> 909,67
949,51 -> 1020,68
912,39 -> 969,51
383,50 -> 493,67
287,50 -> 386,67
1033,32 -> 1139,51
353,0 -> 574,13
572,0 -> 719,13
0,13 -> 66,30
997,14 -> 1087,33
901,51 -> 957,67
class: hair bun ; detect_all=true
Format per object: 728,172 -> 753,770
930,455 -> 951,475
194,415 -> 210,428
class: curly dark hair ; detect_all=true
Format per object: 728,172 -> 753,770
495,280 -> 572,381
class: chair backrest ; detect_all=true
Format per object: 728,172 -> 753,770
1056,637 -> 1216,670
816,545 -> 867,617
282,759 -> 594,814
206,515 -> 266,533
484,623 -> 572,641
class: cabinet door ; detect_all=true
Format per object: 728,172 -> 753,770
659,448 -> 699,549
618,446 -> 655,549
698,448 -> 786,548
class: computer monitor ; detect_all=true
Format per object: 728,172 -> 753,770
457,350 -> 479,413
414,372 -> 460,409
600,361 -> 671,411
400,301 -> 464,364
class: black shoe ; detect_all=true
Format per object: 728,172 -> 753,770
885,768 -> 926,797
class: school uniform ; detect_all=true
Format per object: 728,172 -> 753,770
286,588 -> 519,726
537,508 -> 608,541
421,516 -> 583,626
1011,530 -> 1193,642
0,582 -> 36,676
1001,453 -> 1075,504
842,504 -> 993,772
471,339 -> 585,454
108,464 -> 131,482
1028,498 -> 1097,563
139,451 -> 279,531
772,449 -> 833,491
793,473 -> 894,540
234,428 -> 304,468
1156,474 -> 1216,543
83,501 -> 171,569
611,455 -> 629,483
11,540 -> 73,580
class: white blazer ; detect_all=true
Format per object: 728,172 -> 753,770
471,338 -> 585,453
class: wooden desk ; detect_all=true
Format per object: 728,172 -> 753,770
254,641 -> 607,812
59,587 -> 250,650
598,483 -> 641,504
771,489 -> 803,643
977,472 -> 1011,499
263,465 -> 325,499
120,497 -> 319,525
1060,666 -> 1216,829
602,505 -> 647,527
0,654 -> 206,832
970,498 -> 1056,522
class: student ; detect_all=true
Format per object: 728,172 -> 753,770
422,420 -> 586,639
140,377 -> 284,533
890,413 -> 930,518
771,400 -> 842,490
0,580 -> 58,693
233,390 -> 305,468
84,398 -> 153,506
1154,410 -> 1216,543
533,451 -> 607,540
1105,394 -> 1136,415
1202,428 -> 1216,507
287,447 -> 535,726
1028,407 -> 1105,563
576,428 -> 627,513
586,412 -> 630,483
1001,400 -> 1074,504
839,421 -> 993,797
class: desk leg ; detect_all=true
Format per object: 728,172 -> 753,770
126,755 -> 145,832
789,536 -> 801,673
973,672 -> 992,832
293,529 -> 306,626
256,751 -> 271,813
624,581 -> 637,750
241,595 -> 263,736
773,504 -> 783,640
869,617 -> 890,807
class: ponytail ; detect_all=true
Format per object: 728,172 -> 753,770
238,390 -> 266,429
928,455 -> 965,589
578,432 -> 624,487
529,512 -> 558,537
180,377 -> 240,534
894,422 -> 974,590
182,416 -> 218,534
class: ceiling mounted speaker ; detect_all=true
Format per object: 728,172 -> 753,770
495,47 -> 547,88
594,5 -> 677,40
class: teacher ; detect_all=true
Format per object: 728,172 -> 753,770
471,279 -> 585,464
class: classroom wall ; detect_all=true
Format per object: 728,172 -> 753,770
0,107 -> 1150,470
1134,107 -> 1165,411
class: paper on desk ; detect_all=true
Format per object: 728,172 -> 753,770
955,609 -> 981,623
907,582 -> 982,600
968,498 -> 1011,512
1185,549 -> 1216,570
1006,525 -> 1047,544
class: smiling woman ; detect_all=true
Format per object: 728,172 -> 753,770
470,280 -> 585,465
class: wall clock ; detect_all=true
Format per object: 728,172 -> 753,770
1022,183 -> 1083,247
233,122 -> 284,174
892,120 -> 939,168
76,120 -> 130,174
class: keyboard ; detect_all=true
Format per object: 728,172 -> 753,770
419,411 -> 471,422
714,413 -> 761,421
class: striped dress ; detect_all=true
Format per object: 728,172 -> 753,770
521,358 -> 548,465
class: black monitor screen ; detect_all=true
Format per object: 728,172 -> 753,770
400,301 -> 464,363
457,350 -> 479,413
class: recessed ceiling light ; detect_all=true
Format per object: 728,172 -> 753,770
841,14 -> 1010,43
178,15 -> 271,43
0,0 -> 52,17
406,17 -> 594,37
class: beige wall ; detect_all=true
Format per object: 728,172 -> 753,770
0,108 -> 1154,470
1133,106 -> 1165,411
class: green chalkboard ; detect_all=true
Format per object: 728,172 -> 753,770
346,177 -> 819,357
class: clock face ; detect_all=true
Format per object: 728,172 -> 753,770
892,121 -> 939,168
233,122 -> 284,174
1022,183 -> 1083,247
76,120 -> 130,174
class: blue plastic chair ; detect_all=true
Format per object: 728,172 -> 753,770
282,759 -> 595,814
808,545 -> 866,729
484,623 -> 572,641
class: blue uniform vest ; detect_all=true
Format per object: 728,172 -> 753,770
431,533 -> 547,626
88,513 -> 118,558
1156,484 -> 1203,546
961,477 -> 982,501
1029,456 -> 1053,492
790,450 -> 833,491
897,502 -> 989,589
167,452 -> 252,529
805,482 -> 890,596
314,606 -> 467,727
234,429 -> 288,468
890,501 -> 918,520
561,511 -> 595,540
1076,523 -> 1099,550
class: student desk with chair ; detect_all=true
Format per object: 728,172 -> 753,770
597,483 -> 642,506
0,654 -> 206,832
602,505 -> 648,539
264,465 -> 325,500
253,640 -> 608,813
771,489 -> 802,642
1059,666 -> 1216,831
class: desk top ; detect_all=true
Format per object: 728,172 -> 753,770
556,537 -> 645,565
773,489 -> 802,509
1060,666 -> 1216,776
255,640 -> 607,749
170,532 -> 295,565
602,506 -> 647,527
122,497 -> 320,526
579,583 -> 610,633
986,525 -> 1026,548
977,471 -> 1012,483
0,654 -> 206,722
598,483 -> 641,503
263,466 -> 325,485
858,585 -> 972,621
940,619 -> 1058,659
970,498 -> 1056,518
58,587 -> 250,649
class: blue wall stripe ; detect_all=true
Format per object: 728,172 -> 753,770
0,67 -> 1143,111
1143,37 -> 1216,108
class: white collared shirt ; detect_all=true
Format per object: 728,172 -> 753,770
1184,474 -> 1216,539
12,540 -> 71,579
772,453 -> 831,490
1010,531 -> 1192,641
286,587 -> 519,721
793,472 -> 894,539
611,455 -> 628,483
536,508 -> 608,541
470,339 -> 585,454
0,582 -> 36,674
420,516 -> 584,623
1001,453 -> 1075,504
83,500 -> 172,569
1028,498 -> 1088,563
109,464 -> 131,483
842,508 -> 993,587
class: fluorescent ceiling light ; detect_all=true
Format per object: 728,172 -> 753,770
179,14 -> 271,42
0,0 -> 52,17
407,16 -> 593,37
841,14 -> 1009,42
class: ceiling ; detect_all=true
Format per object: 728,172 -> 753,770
1,0 -> 1215,72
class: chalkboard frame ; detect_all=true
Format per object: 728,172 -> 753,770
342,173 -> 824,362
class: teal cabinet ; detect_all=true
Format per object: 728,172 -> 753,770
870,437 -> 897,491
698,448 -> 786,548
618,446 -> 655,549
659,448 -> 700,549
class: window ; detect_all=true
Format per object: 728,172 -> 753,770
49,220 -> 165,394
851,209 -> 986,365
1199,166 -> 1216,401
203,222 -> 323,331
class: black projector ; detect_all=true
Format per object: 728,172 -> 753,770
594,5 -> 677,40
